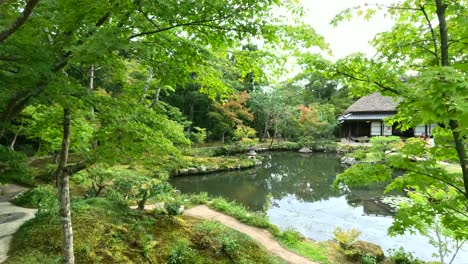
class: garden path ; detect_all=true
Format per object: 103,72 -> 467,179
183,205 -> 317,264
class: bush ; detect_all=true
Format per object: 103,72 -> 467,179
209,197 -> 272,230
0,145 -> 33,185
388,247 -> 423,264
12,185 -> 58,216
169,241 -> 197,264
165,200 -> 182,216
221,235 -> 240,260
351,241 -> 384,262
333,227 -> 361,249
353,149 -> 367,161
360,254 -> 377,264
279,229 -> 303,245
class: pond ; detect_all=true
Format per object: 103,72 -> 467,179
170,152 -> 468,263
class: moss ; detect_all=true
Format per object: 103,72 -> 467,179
5,197 -> 285,264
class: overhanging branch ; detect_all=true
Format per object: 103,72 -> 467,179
0,0 -> 40,42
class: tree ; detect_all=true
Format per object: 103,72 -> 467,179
1,1 -> 328,263
330,0 -> 468,257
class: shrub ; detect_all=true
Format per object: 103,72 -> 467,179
388,247 -> 423,264
0,145 -> 33,185
169,240 -> 197,264
279,229 -> 303,245
165,200 -> 182,216
221,235 -> 240,260
188,192 -> 209,204
360,254 -> 377,264
353,149 -> 367,161
191,220 -> 223,253
12,185 -> 58,216
333,227 -> 361,249
352,241 -> 384,262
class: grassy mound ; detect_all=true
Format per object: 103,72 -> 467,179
5,198 -> 284,264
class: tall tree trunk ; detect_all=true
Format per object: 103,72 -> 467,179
435,0 -> 468,198
9,126 -> 22,150
140,67 -> 153,103
55,108 -> 75,264
148,84 -> 162,108
262,116 -> 270,142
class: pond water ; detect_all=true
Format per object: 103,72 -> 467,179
170,152 -> 468,263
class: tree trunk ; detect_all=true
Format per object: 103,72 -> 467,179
435,0 -> 468,198
138,191 -> 148,210
55,108 -> 75,264
262,116 -> 270,142
148,84 -> 161,108
140,67 -> 153,103
450,120 -> 468,199
9,127 -> 22,151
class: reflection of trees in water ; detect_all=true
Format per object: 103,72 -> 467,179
170,152 -> 397,214
262,152 -> 342,203
344,185 -> 394,216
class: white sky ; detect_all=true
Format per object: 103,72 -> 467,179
299,0 -> 399,59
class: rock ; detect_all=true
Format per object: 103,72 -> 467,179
179,168 -> 189,175
247,146 -> 258,151
341,156 -> 356,165
254,159 -> 262,166
247,150 -> 257,156
177,205 -> 185,214
197,166 -> 207,173
298,147 -> 313,153
188,167 -> 198,174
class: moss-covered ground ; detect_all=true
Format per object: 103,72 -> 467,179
5,198 -> 285,264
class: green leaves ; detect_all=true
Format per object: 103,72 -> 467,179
334,164 -> 392,189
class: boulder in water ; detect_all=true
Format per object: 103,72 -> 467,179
298,147 -> 313,153
341,156 -> 356,165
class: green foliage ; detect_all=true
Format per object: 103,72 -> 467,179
277,229 -> 329,263
164,200 -> 182,216
360,254 -> 377,264
169,240 -> 197,264
112,170 -> 173,209
333,227 -> 361,250
388,247 -> 423,264
12,185 -> 58,216
334,164 -> 392,189
279,229 -> 303,246
352,149 -> 367,161
0,145 -> 33,185
209,197 -> 274,231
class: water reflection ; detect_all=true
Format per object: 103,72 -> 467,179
171,152 -> 389,215
170,152 -> 468,262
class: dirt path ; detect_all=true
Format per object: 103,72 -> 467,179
0,185 -> 37,263
183,205 -> 317,264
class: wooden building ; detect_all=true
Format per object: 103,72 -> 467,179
338,92 -> 435,141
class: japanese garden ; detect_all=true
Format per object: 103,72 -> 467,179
0,0 -> 467,263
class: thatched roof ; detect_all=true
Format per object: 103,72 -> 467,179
345,92 -> 399,113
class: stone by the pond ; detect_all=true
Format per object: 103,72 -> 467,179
179,168 -> 189,175
298,147 -> 313,153
188,167 -> 198,174
197,166 -> 207,173
247,150 -> 257,156
341,156 -> 356,165
254,159 -> 262,166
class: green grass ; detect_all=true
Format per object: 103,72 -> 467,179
277,229 -> 329,263
5,195 -> 286,264
188,195 -> 333,263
